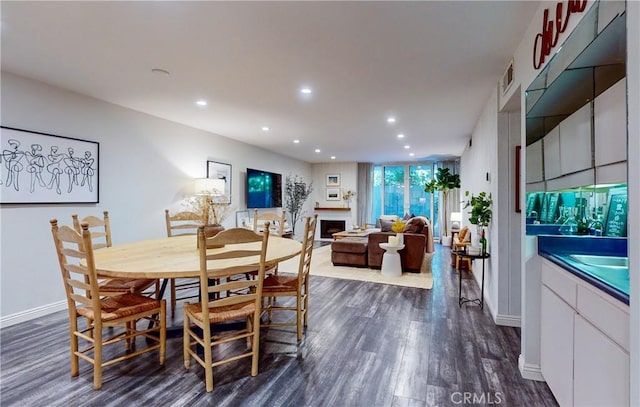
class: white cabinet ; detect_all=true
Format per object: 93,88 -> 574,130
526,139 -> 544,183
574,315 -> 630,407
541,286 -> 575,407
559,104 -> 592,175
544,126 -> 561,180
540,258 -> 630,406
594,79 -> 626,167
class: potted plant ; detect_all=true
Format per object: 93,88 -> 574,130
284,174 -> 313,234
463,191 -> 492,249
424,167 -> 461,246
464,191 -> 493,226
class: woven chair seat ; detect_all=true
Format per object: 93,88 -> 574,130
263,275 -> 298,293
78,293 -> 160,321
185,301 -> 256,324
99,278 -> 156,293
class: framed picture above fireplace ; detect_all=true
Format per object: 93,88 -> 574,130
326,173 -> 340,186
326,187 -> 341,201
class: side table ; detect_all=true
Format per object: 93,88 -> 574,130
454,250 -> 490,309
379,243 -> 405,277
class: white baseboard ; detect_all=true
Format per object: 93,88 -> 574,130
0,300 -> 66,329
518,354 -> 545,381
494,313 -> 521,327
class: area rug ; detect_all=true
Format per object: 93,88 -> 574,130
277,245 -> 434,290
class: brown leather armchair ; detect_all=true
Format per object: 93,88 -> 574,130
367,232 -> 426,273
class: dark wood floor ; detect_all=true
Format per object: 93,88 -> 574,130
0,243 -> 557,406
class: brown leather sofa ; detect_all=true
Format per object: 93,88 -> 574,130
331,216 -> 432,272
367,232 -> 426,272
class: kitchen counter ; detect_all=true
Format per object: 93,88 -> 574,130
538,235 -> 628,304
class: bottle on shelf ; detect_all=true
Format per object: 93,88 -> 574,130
480,228 -> 487,255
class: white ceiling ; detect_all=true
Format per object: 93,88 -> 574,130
1,1 -> 539,164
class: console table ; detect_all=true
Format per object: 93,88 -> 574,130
455,250 -> 490,309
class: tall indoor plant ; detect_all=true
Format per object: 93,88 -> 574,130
424,167 -> 460,244
284,174 -> 313,234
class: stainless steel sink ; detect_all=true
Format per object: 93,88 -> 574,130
569,254 -> 628,269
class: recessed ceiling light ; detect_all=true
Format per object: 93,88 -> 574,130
151,68 -> 170,76
404,145 -> 410,149
409,152 -> 415,157
387,117 -> 396,124
330,156 -> 336,160
314,148 -> 321,153
300,87 -> 313,95
397,133 -> 405,139
293,139 -> 300,144
261,126 -> 270,131
195,100 -> 207,106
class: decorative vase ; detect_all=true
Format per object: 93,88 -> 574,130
202,224 -> 225,248
396,232 -> 404,246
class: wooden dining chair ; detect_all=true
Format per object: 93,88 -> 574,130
183,223 -> 270,392
261,214 -> 318,341
165,209 -> 204,317
72,211 -> 159,298
253,209 -> 286,236
50,219 -> 166,390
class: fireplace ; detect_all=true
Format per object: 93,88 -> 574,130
320,220 -> 346,239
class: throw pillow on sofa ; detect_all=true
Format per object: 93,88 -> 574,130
403,217 -> 426,234
376,214 -> 399,227
380,219 -> 395,232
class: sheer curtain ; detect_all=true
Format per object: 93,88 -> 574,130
357,162 -> 373,227
435,160 -> 461,239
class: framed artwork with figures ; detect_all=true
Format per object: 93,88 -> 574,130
1,126 -> 99,204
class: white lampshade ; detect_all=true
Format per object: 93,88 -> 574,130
450,211 -> 462,230
194,178 -> 226,195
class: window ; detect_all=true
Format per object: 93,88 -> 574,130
372,163 -> 435,230
409,165 -> 432,218
384,166 -> 405,218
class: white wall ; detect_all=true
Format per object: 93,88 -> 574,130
460,87 -> 500,318
500,1 -> 597,112
311,162 -> 358,209
0,72 -> 311,323
626,0 -> 640,402
310,162 -> 358,239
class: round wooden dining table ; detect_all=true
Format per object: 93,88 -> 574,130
92,234 -> 302,279
92,234 -> 302,336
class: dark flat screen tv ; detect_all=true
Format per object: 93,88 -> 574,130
246,168 -> 282,208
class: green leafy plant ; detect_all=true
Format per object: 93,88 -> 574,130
284,174 -> 313,234
424,167 -> 461,236
464,191 -> 493,226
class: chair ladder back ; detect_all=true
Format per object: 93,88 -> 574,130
72,211 -> 112,249
51,219 -> 102,315
165,209 -> 203,237
196,224 -> 270,323
253,209 -> 286,236
298,214 -> 318,282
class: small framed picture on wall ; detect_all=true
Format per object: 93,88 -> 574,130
326,173 -> 340,187
326,188 -> 341,201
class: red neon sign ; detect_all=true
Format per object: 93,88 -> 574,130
532,0 -> 588,69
